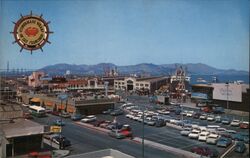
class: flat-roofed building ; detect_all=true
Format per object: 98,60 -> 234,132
114,77 -> 168,93
0,119 -> 46,157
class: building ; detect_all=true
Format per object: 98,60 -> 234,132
0,119 -> 46,157
114,77 -> 168,93
0,102 -> 46,157
21,93 -> 115,115
212,83 -> 249,112
191,83 -> 250,112
28,71 -> 45,88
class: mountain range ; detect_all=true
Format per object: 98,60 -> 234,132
39,63 -> 249,76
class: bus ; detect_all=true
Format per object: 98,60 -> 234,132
28,105 -> 46,117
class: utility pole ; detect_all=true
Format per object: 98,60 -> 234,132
142,108 -> 145,158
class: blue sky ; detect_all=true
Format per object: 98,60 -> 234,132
0,0 -> 249,71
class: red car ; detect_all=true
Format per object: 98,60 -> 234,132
119,130 -> 132,137
51,111 -> 60,116
240,122 -> 249,129
191,146 -> 218,158
202,107 -> 212,113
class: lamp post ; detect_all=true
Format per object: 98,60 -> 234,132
142,109 -> 145,158
225,82 -> 229,111
57,93 -> 68,149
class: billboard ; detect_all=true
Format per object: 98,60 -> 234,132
212,83 -> 242,102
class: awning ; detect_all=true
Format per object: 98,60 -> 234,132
191,92 -> 208,100
30,98 -> 41,102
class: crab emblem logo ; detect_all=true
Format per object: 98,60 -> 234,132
11,11 -> 53,54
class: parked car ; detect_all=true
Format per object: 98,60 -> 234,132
215,116 -> 221,123
144,117 -> 156,126
102,109 -> 113,114
216,128 -> 227,134
206,133 -> 219,144
186,111 -> 194,117
54,120 -> 65,126
216,137 -> 232,147
71,113 -> 84,121
99,121 -> 111,129
180,128 -> 192,136
235,141 -> 246,153
51,135 -> 71,148
155,119 -> 165,127
199,114 -> 207,120
232,133 -> 245,141
157,109 -> 170,115
108,130 -> 126,139
240,121 -> 249,129
191,146 -> 219,158
203,106 -> 213,113
198,131 -> 210,141
207,115 -> 215,121
110,109 -> 124,116
51,111 -> 60,116
193,112 -> 201,119
59,112 -> 71,118
213,106 -> 224,114
226,129 -> 237,134
230,119 -> 240,127
90,120 -> 105,127
107,122 -> 123,130
188,129 -> 200,139
175,109 -> 181,115
221,117 -> 231,125
81,115 -> 97,123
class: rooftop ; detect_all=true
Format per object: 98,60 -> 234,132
1,119 -> 45,139
65,149 -> 134,158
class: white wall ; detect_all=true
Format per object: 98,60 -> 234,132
212,83 -> 242,102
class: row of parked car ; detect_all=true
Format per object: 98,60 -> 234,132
179,122 -> 249,155
181,110 -> 249,129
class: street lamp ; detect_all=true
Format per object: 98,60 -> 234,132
142,109 -> 145,158
225,82 -> 229,111
57,93 -> 68,149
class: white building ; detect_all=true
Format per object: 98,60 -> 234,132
114,77 -> 168,93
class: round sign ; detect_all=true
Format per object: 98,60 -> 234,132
12,12 -> 52,53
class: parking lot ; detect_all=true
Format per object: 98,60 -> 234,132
29,93 -> 249,158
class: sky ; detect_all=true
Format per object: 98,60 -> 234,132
0,0 -> 249,71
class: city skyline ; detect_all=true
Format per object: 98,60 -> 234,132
0,0 -> 249,71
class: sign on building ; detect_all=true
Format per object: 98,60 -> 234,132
50,126 -> 61,133
212,83 -> 242,102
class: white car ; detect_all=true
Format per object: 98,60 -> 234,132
125,114 -> 133,119
180,128 -> 192,136
186,111 -> 194,117
81,115 -> 97,123
157,110 -> 170,115
207,115 -> 215,121
198,131 -> 210,141
216,128 -> 227,134
206,133 -> 219,144
188,129 -> 200,139
181,110 -> 188,116
230,119 -> 240,127
199,114 -> 207,120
